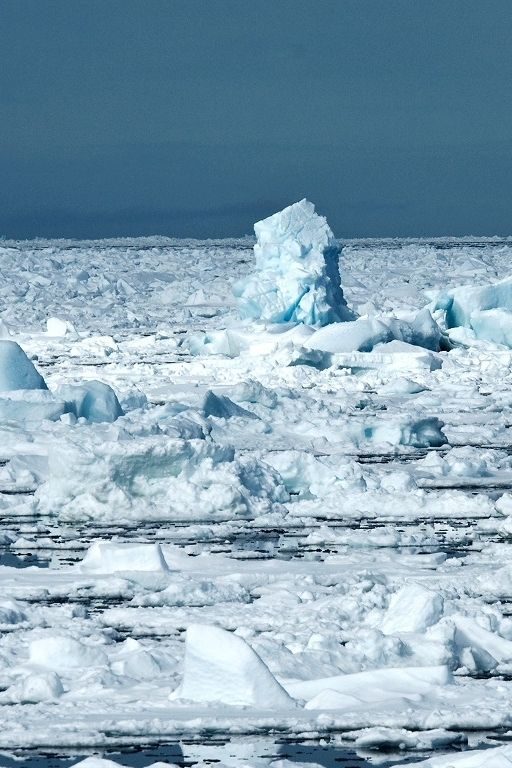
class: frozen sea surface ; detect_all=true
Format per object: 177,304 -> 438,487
2,236 -> 512,767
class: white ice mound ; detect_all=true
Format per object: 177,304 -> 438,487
0,599 -> 27,624
0,341 -> 47,391
381,584 -> 444,635
72,761 -> 180,768
46,317 -> 77,338
38,432 -> 288,522
235,199 -> 354,326
20,671 -> 64,702
29,635 -> 107,671
172,624 -> 295,708
79,541 -> 170,574
201,390 -> 259,420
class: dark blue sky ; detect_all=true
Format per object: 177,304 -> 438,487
1,0 -> 511,238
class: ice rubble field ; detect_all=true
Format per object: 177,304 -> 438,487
4,202 -> 512,767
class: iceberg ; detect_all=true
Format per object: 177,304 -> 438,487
234,199 -> 354,326
469,308 -> 512,347
0,390 -> 67,422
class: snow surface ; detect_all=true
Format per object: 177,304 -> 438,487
2,225 -> 512,765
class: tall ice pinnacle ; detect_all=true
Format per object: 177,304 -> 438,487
235,199 -> 354,326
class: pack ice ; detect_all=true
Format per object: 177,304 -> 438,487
3,217 -> 512,765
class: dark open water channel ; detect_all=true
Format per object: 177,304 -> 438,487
0,736 -> 488,768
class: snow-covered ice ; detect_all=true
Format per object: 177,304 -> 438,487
2,222 -> 512,765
